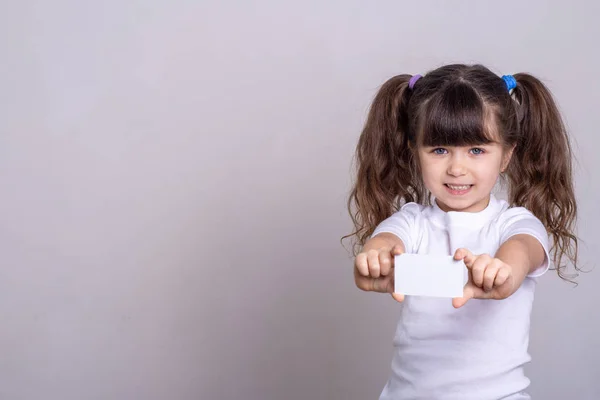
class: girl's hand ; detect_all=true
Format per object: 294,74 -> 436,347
452,248 -> 515,308
354,244 -> 405,302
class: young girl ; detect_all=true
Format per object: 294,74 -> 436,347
345,64 -> 579,399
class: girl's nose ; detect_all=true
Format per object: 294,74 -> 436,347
447,158 -> 467,177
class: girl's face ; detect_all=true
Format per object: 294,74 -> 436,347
417,142 -> 513,213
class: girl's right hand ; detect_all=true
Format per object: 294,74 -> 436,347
354,244 -> 405,302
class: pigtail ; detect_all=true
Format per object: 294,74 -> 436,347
344,75 -> 422,254
509,73 -> 579,279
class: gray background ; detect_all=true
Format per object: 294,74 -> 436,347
1,1 -> 598,399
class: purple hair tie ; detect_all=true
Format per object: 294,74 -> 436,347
409,74 -> 422,90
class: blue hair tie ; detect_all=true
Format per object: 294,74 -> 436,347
502,75 -> 517,92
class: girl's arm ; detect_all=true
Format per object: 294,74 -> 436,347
495,234 -> 546,285
361,232 -> 405,253
354,233 -> 406,302
452,234 -> 546,308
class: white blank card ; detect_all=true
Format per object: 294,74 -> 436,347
394,254 -> 466,298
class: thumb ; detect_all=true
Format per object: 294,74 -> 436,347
452,283 -> 476,309
391,244 -> 404,256
386,268 -> 405,303
391,292 -> 405,303
453,280 -> 493,308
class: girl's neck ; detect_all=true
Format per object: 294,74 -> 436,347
434,194 -> 491,213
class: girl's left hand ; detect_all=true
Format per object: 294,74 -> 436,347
452,248 -> 515,308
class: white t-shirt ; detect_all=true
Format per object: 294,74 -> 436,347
372,195 -> 550,400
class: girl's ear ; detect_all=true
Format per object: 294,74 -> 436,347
501,145 -> 516,172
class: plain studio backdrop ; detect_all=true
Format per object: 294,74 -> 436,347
0,1 -> 598,399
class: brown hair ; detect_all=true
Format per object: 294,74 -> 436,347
344,64 -> 579,280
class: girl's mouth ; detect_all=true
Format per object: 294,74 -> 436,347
445,184 -> 473,195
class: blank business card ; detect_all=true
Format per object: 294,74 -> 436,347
394,254 -> 466,298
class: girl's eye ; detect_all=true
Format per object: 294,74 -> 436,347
432,148 -> 447,155
470,148 -> 485,155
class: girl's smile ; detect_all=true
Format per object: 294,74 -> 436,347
418,143 -> 512,213
444,183 -> 473,195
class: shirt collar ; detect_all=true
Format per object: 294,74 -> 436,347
427,194 -> 501,227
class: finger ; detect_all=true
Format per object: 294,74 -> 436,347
354,268 -> 393,294
355,253 -> 369,276
379,250 -> 393,276
366,250 -> 381,278
468,279 -> 498,300
371,274 -> 393,293
453,248 -> 467,260
391,292 -> 405,303
483,260 -> 502,292
354,267 -> 369,290
455,248 -> 476,266
453,278 -> 495,307
471,255 -> 492,288
494,266 -> 511,287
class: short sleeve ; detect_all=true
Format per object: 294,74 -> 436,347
371,203 -> 421,254
499,207 -> 551,277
